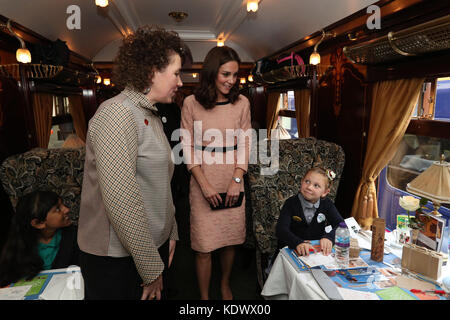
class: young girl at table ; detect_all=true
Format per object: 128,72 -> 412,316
276,167 -> 344,257
0,190 -> 79,287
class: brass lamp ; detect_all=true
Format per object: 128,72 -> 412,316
406,155 -> 450,216
309,30 -> 335,65
1,20 -> 31,63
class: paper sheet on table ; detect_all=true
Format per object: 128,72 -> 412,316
337,287 -> 380,300
299,252 -> 336,268
39,271 -> 84,300
0,285 -> 32,300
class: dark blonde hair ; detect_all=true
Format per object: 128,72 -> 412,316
113,25 -> 188,92
306,167 -> 332,189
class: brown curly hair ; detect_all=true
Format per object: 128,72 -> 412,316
113,25 -> 189,92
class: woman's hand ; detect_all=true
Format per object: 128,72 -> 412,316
141,274 -> 163,300
296,242 -> 315,256
225,179 -> 241,207
169,240 -> 176,268
320,238 -> 333,256
200,182 -> 222,208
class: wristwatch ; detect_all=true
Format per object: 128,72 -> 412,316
232,177 -> 242,184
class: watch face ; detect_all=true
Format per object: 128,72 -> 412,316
234,177 -> 241,183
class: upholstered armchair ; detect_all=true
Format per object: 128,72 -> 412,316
0,147 -> 85,223
245,137 -> 345,288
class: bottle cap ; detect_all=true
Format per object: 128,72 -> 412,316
339,222 -> 347,228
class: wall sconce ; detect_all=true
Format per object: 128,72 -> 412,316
217,39 -> 224,47
247,0 -> 259,12
248,74 -> 253,82
192,73 -> 198,78
95,75 -> 102,84
103,78 -> 111,85
95,0 -> 109,7
240,77 -> 246,84
1,20 -> 31,63
309,30 -> 335,65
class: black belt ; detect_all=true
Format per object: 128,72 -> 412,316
194,144 -> 238,152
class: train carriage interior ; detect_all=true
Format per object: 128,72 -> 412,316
0,0 -> 449,302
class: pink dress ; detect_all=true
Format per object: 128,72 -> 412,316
181,94 -> 252,252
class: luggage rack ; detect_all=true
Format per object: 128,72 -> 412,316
343,14 -> 450,65
252,64 -> 332,84
0,63 -> 96,86
0,63 -> 63,80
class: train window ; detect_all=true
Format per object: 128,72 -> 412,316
48,95 -> 74,149
278,91 -> 298,138
412,77 -> 450,121
386,134 -> 450,209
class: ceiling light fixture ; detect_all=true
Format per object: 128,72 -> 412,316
217,39 -> 225,47
95,0 -> 109,8
169,11 -> 189,23
247,0 -> 259,12
309,30 -> 335,65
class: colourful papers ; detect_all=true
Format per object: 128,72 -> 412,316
299,252 -> 336,268
337,287 -> 380,300
320,256 -> 369,271
376,286 -> 417,300
11,274 -> 49,298
281,247 -> 310,272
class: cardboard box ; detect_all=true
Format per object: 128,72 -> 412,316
349,238 -> 361,258
401,243 -> 445,280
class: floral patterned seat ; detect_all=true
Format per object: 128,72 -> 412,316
245,137 -> 345,287
0,147 -> 85,224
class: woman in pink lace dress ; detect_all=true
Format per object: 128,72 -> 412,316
181,46 -> 251,300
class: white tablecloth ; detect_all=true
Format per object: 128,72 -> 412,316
261,251 -> 328,300
261,234 -> 449,300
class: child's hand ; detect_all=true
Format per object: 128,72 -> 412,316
296,242 -> 315,256
320,238 -> 332,256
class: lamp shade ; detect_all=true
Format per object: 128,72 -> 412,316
16,48 -> 31,63
95,0 -> 109,7
309,51 -> 321,65
406,160 -> 450,204
247,1 -> 258,12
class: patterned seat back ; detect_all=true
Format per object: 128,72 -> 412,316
0,147 -> 85,224
247,137 -> 345,256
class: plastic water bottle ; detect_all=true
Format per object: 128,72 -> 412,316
335,221 -> 350,268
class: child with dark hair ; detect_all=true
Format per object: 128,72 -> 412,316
0,190 -> 79,287
276,167 -> 344,257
